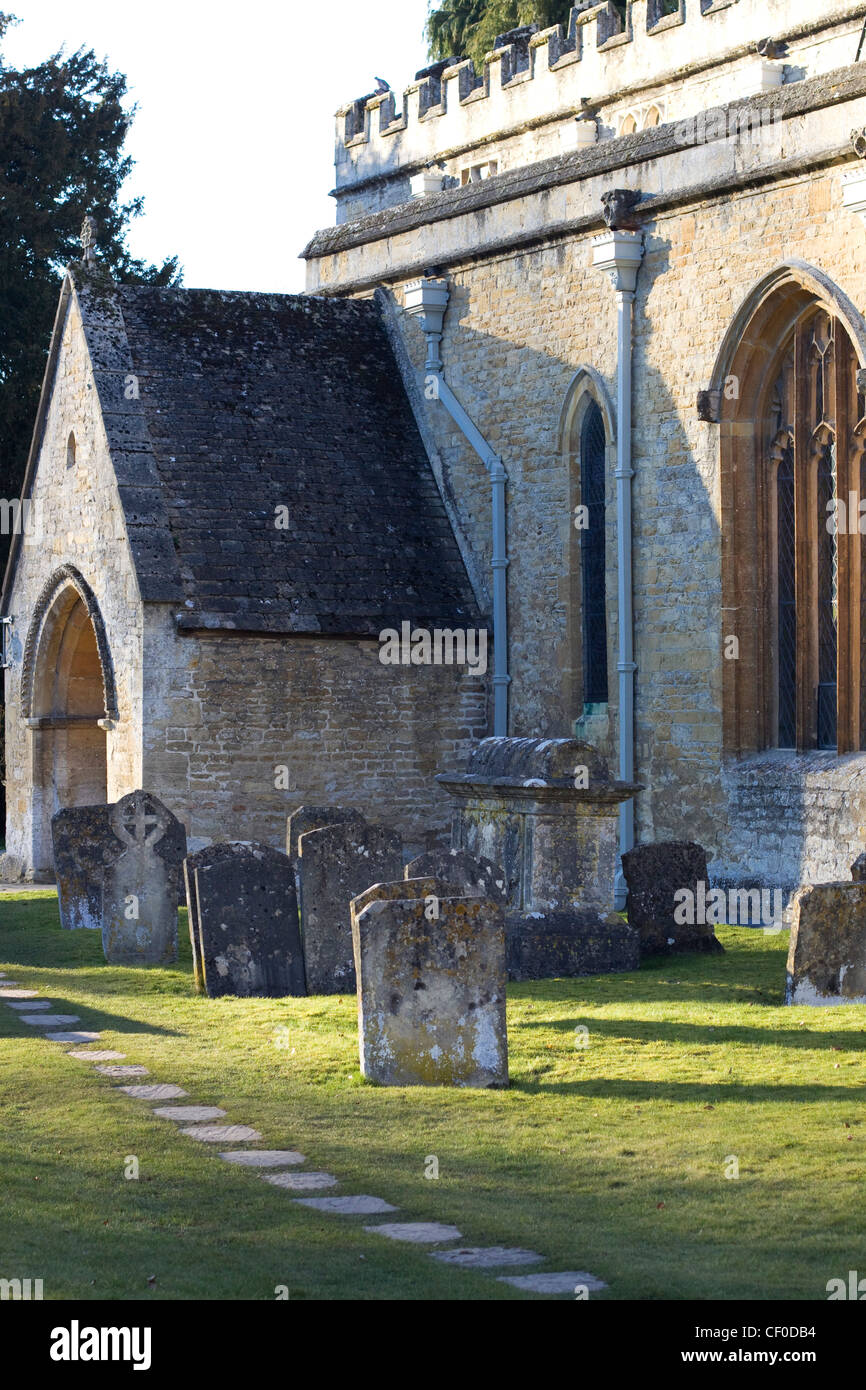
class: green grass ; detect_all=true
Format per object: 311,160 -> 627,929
1,893 -> 865,1301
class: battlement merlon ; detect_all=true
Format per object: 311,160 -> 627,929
332,0 -> 866,224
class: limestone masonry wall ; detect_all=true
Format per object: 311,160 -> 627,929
3,288 -> 143,878
142,609 -> 489,857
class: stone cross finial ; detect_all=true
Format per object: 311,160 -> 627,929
80,213 -> 99,263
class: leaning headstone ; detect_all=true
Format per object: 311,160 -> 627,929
183,843 -> 247,991
286,806 -> 364,882
786,882 -> 866,1005
621,841 -> 723,956
851,852 -> 866,883
101,790 -> 186,966
404,848 -> 508,904
352,894 -> 508,1087
298,820 -> 402,994
51,804 -> 112,930
190,842 -> 305,997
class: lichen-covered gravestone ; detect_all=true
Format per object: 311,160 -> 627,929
101,791 -> 186,966
352,894 -> 508,1087
404,848 -> 507,904
298,819 -> 402,994
189,842 -> 305,997
184,843 -> 247,991
786,882 -> 866,1005
51,804 -> 113,930
621,841 -> 723,956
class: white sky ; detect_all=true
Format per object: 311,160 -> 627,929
2,0 -> 432,293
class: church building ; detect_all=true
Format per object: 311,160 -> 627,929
4,0 -> 866,898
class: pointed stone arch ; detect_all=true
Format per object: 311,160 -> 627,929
712,263 -> 866,754
22,565 -> 118,722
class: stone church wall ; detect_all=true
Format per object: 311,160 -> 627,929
141,608 -> 489,857
2,291 -> 143,879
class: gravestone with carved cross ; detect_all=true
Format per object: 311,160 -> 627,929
101,790 -> 187,965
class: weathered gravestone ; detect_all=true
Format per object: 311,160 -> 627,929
187,842 -> 305,997
352,894 -> 508,1087
51,804 -> 112,930
101,791 -> 186,966
286,806 -> 364,885
298,819 -> 402,993
184,842 -> 254,991
621,841 -> 723,957
786,881 -> 866,1005
404,848 -> 507,904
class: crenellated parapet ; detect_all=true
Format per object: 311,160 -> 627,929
332,0 -> 866,223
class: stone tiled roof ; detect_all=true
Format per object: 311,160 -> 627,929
87,275 -> 481,634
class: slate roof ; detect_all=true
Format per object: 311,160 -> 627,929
71,274 -> 482,635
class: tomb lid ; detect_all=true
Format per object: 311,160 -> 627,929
436,736 -> 642,802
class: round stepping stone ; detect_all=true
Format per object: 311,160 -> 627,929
94,1065 -> 149,1076
497,1270 -> 607,1294
117,1084 -> 188,1101
264,1172 -> 338,1191
293,1195 -> 397,1215
365,1222 -> 461,1244
6,1000 -> 51,1010
218,1150 -> 305,1168
21,1014 -> 80,1026
431,1247 -> 544,1269
0,988 -> 39,998
152,1106 -> 226,1123
47,1031 -> 101,1043
0,983 -> 23,991
68,1050 -> 126,1061
180,1125 -> 261,1143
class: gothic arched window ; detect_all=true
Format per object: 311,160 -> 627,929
763,310 -> 865,751
580,401 -> 608,705
721,275 -> 866,757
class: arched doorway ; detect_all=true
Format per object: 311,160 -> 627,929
23,567 -> 116,876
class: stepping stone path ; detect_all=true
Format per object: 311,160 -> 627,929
20,1014 -> 80,1026
294,1195 -> 397,1215
431,1247 -> 544,1268
180,1125 -> 261,1143
153,1106 -> 226,1123
497,1270 -> 608,1294
118,1084 -> 188,1101
48,1031 -> 101,1044
264,1172 -> 338,1191
218,1150 -> 305,1167
366,1222 -> 463,1244
2,982 -> 605,1297
68,1050 -> 126,1061
95,1065 -> 148,1076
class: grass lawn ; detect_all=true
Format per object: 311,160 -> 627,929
1,892 -> 865,1301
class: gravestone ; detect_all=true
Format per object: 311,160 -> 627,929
786,881 -> 866,1005
353,894 -> 508,1087
183,843 -> 246,992
190,842 -> 305,997
101,790 -> 186,966
404,848 -> 507,904
298,819 -> 402,993
621,841 -> 723,956
51,804 -> 112,930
